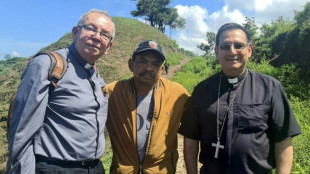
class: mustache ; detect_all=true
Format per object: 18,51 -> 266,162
139,71 -> 155,78
224,56 -> 240,60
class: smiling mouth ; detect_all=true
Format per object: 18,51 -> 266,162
87,44 -> 100,49
225,56 -> 239,61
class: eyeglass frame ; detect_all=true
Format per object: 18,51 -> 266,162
218,42 -> 249,52
78,25 -> 113,42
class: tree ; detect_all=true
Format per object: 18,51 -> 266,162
242,17 -> 259,41
294,2 -> 310,42
197,32 -> 216,57
253,16 -> 293,61
167,8 -> 186,37
131,0 -> 185,33
4,54 -> 12,60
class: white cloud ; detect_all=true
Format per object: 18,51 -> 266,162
173,5 -> 209,55
225,0 -> 309,23
12,51 -> 20,57
208,5 -> 245,31
173,0 -> 308,55
173,5 -> 245,55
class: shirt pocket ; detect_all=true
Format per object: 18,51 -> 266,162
237,104 -> 270,132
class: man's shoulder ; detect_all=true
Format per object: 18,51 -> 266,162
159,77 -> 189,96
196,72 -> 219,89
103,79 -> 131,94
54,48 -> 70,58
249,70 -> 282,86
31,48 -> 69,65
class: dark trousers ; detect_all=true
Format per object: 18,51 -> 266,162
35,155 -> 105,174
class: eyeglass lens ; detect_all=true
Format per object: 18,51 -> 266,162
80,25 -> 112,41
220,43 -> 246,51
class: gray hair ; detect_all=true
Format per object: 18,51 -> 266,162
77,9 -> 116,41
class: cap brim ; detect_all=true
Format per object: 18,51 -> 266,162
133,48 -> 166,61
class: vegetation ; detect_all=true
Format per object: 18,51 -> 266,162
0,17 -> 191,172
174,3 -> 310,173
131,0 -> 185,34
1,2 -> 310,173
197,32 -> 216,57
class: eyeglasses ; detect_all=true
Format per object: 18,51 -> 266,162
219,42 -> 249,52
78,25 -> 113,42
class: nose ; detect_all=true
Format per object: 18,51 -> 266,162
144,63 -> 154,71
228,44 -> 238,55
92,31 -> 102,42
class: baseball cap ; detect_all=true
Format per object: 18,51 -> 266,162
132,40 -> 166,61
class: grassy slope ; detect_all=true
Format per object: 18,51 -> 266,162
0,17 -> 184,172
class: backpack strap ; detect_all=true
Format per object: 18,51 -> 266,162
7,51 -> 68,139
34,52 -> 68,87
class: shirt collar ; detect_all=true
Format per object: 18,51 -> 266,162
130,78 -> 161,95
222,69 -> 248,84
69,44 -> 94,70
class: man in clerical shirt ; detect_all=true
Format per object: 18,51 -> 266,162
178,23 -> 301,174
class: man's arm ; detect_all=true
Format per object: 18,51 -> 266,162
275,137 -> 293,174
184,137 -> 199,174
7,55 -> 51,173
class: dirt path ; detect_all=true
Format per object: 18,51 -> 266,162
161,58 -> 190,79
161,58 -> 191,174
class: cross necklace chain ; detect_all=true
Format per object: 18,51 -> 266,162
212,70 -> 248,158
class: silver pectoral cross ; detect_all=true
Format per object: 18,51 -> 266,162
212,141 -> 224,158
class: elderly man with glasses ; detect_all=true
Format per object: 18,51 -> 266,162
179,23 -> 301,174
7,9 -> 115,174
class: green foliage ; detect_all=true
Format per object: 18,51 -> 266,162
131,0 -> 185,33
243,17 -> 259,40
197,32 -> 216,57
289,97 -> 310,173
178,47 -> 195,57
40,33 -> 72,53
0,16 -> 192,172
172,57 -> 218,93
166,52 -> 184,66
247,59 -> 310,100
294,2 -> 310,43
253,17 -> 294,62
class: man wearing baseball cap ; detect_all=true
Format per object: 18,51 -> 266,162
103,40 -> 189,173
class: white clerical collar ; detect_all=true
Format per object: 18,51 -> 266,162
84,63 -> 93,69
228,78 -> 238,84
225,69 -> 248,84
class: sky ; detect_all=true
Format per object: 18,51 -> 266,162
0,0 -> 309,60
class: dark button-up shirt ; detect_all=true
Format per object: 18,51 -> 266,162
179,70 -> 301,174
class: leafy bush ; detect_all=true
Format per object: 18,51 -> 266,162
247,59 -> 310,100
172,56 -> 217,93
166,52 -> 184,66
289,97 -> 310,173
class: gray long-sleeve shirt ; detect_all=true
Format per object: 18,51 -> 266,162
7,44 -> 108,174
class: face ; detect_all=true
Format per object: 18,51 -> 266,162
72,12 -> 114,64
128,52 -> 164,88
215,29 -> 253,77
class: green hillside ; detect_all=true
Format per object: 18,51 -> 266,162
0,17 -> 190,172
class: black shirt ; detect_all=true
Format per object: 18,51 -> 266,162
179,70 -> 301,174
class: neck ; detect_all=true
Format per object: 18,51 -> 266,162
134,83 -> 155,96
